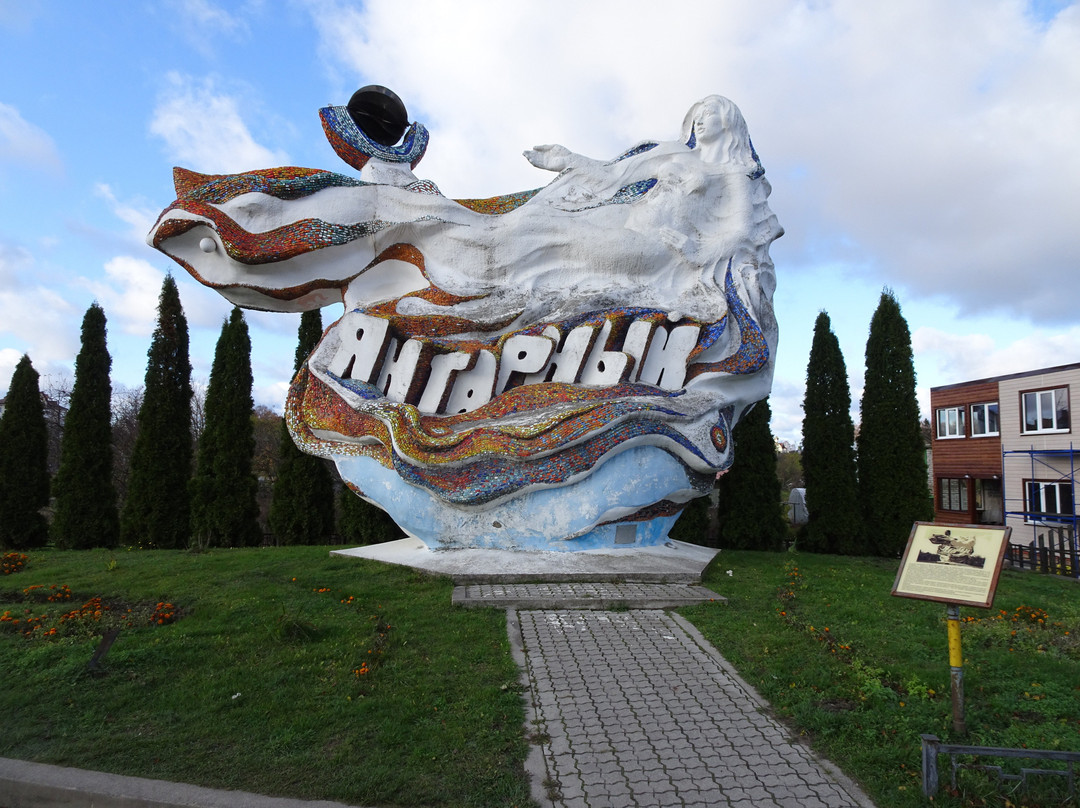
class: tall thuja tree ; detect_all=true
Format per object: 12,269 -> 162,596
800,311 -> 862,554
857,290 -> 931,556
53,303 -> 120,549
270,309 -> 335,544
0,355 -> 50,549
121,275 -> 194,549
190,307 -> 260,547
715,397 -> 787,550
337,479 -> 402,545
669,493 -> 716,547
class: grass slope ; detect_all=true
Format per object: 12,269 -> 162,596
685,551 -> 1080,808
0,548 -> 532,807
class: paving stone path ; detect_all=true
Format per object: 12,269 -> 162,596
508,600 -> 876,808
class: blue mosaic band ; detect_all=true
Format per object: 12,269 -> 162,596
319,105 -> 429,170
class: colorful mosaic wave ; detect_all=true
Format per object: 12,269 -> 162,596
288,267 -> 760,509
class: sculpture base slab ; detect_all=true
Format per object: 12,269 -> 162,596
330,537 -> 720,584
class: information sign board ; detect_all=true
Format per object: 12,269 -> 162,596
892,522 -> 1011,608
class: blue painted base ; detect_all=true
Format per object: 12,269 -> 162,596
334,445 -> 700,552
555,512 -> 683,551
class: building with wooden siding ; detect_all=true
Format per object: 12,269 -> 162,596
930,363 -> 1078,551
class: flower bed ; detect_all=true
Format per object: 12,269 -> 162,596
1,553 -> 28,575
0,583 -> 182,639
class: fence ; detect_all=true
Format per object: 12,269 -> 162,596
921,734 -> 1078,802
1005,525 -> 1079,579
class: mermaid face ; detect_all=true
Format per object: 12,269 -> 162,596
693,99 -> 726,145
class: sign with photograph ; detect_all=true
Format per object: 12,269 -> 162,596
891,522 -> 1012,608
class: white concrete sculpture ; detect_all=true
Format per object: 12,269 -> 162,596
149,89 -> 782,551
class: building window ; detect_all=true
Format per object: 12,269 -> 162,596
939,478 -> 968,512
936,407 -> 965,439
970,402 -> 999,437
1025,480 -> 1074,523
1022,387 -> 1070,433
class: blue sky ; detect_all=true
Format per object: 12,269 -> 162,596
2,0 -> 1078,446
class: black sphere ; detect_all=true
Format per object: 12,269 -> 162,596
346,85 -> 409,147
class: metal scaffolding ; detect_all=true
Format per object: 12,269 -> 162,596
1002,443 -> 1077,577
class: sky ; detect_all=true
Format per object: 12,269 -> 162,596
2,0 -> 1079,447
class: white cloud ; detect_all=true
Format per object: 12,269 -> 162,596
0,102 -> 61,174
175,274 -> 234,330
0,240 -> 79,391
749,2 -> 1080,326
0,240 -> 77,365
164,0 -> 250,57
82,256 -> 165,337
0,240 -> 33,288
253,378 -> 290,413
0,284 -> 78,374
913,325 -> 1080,384
246,308 -> 303,339
149,73 -> 289,173
95,184 -> 158,247
767,377 -> 809,447
0,348 -> 24,394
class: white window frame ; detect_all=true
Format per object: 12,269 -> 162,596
1021,387 -> 1070,434
969,402 -> 999,437
936,406 -> 965,439
1024,480 -> 1074,524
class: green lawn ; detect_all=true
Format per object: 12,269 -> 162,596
687,551 -> 1080,808
2,547 -> 1077,808
0,547 -> 532,807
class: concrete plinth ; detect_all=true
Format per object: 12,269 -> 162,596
330,537 -> 720,583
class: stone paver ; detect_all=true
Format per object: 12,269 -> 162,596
456,582 -> 724,610
512,608 -> 875,808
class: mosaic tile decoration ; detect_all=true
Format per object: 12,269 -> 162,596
319,105 -> 429,170
149,93 -> 782,550
286,266 -> 761,507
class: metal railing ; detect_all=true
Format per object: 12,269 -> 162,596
922,734 -> 1079,802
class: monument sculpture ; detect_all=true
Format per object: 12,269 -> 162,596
148,86 -> 782,551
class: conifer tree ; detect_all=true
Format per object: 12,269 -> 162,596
0,355 -> 50,549
190,308 -> 260,547
53,303 -> 120,549
800,311 -> 862,554
857,290 -> 931,556
715,398 -> 787,550
336,481 -> 401,545
668,493 -> 716,547
270,310 -> 335,544
120,275 -> 194,549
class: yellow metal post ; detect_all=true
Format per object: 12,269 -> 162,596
946,603 -> 966,734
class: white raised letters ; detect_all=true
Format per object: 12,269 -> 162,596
496,334 -> 556,394
638,323 -> 701,390
445,350 -> 497,414
377,338 -> 423,401
417,351 -> 472,414
323,313 -> 707,410
326,311 -> 390,383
